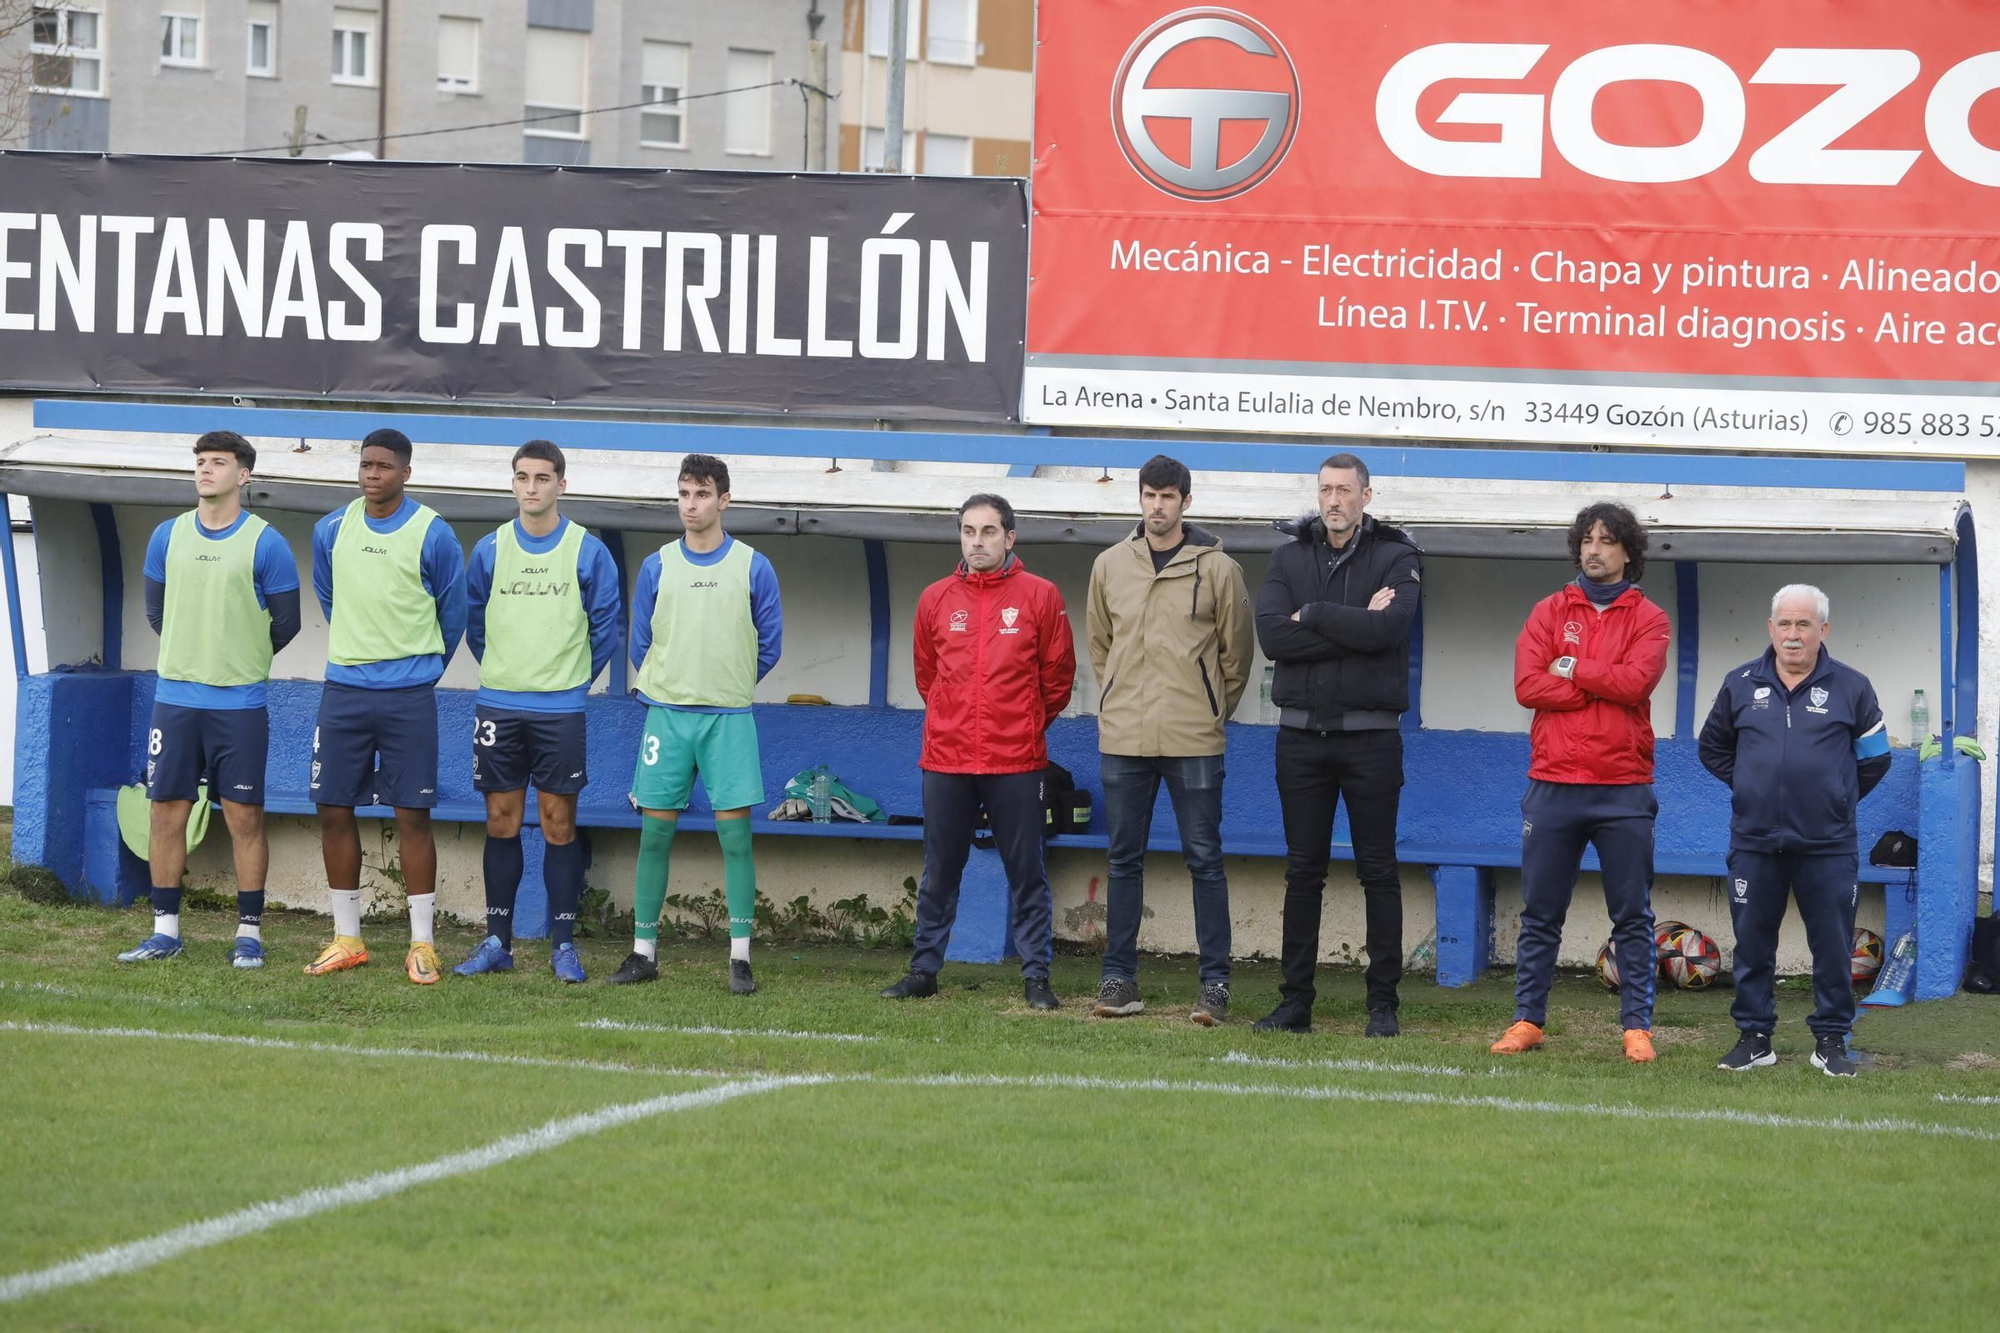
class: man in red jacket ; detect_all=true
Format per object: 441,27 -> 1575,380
881,494 -> 1076,1010
1492,502 -> 1672,1063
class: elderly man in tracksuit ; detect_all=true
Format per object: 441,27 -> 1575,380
1699,584 -> 1890,1079
880,493 -> 1076,1010
1492,502 -> 1672,1063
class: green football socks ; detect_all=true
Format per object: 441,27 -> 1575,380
631,815 -> 677,960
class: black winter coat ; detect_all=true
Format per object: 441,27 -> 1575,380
1254,514 -> 1422,726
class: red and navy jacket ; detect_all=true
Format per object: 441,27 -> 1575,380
1698,646 -> 1891,855
914,554 -> 1076,774
1514,581 -> 1672,785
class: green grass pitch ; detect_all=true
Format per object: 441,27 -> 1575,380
3,882 -> 1999,1331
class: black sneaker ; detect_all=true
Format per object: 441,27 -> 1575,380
1251,1001 -> 1311,1033
1365,1005 -> 1400,1038
607,951 -> 658,985
729,959 -> 757,995
1717,1031 -> 1776,1072
1810,1033 -> 1858,1078
1024,977 -> 1060,1011
1191,982 -> 1229,1027
1091,977 -> 1144,1017
879,970 -> 938,999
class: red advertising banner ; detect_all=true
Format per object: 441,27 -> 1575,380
1026,1 -> 2000,453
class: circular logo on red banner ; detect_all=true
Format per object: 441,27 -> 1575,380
1111,8 -> 1301,202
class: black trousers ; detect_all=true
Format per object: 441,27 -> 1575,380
1275,728 -> 1404,1010
908,770 -> 1053,981
1727,849 -> 1858,1039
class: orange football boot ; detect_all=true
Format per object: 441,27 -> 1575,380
1490,1020 -> 1545,1054
304,935 -> 369,976
405,941 -> 442,986
1623,1029 -> 1656,1063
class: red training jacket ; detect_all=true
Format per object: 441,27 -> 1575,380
915,555 -> 1076,774
1514,582 -> 1672,785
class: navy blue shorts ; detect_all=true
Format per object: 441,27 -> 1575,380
147,702 -> 268,806
472,707 -> 589,795
311,682 -> 440,810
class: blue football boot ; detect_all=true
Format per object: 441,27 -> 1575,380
551,943 -> 587,984
453,936 -> 515,976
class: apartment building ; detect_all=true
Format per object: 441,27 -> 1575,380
836,0 -> 1029,176
4,1 -> 814,168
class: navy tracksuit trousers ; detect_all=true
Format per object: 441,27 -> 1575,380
908,769 -> 1054,981
1726,850 -> 1858,1039
1514,780 -> 1657,1031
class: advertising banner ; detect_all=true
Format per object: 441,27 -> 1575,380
0,154 -> 1027,422
1027,2 -> 2000,453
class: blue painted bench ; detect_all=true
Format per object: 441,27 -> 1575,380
43,670 -> 1924,984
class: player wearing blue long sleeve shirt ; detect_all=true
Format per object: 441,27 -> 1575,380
303,429 -> 468,987
454,442 -> 623,984
119,431 -> 303,971
609,454 -> 783,996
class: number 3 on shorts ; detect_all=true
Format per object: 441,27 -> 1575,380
641,734 -> 660,765
475,719 -> 497,747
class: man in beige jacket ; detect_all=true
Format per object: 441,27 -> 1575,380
1087,455 -> 1254,1024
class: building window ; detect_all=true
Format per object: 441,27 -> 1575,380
161,10 -> 205,67
525,26 -> 589,139
437,15 -> 479,94
332,8 -> 375,86
30,7 -> 103,94
865,0 -> 920,60
639,40 -> 688,149
723,48 -> 771,156
863,127 -> 916,172
926,0 -> 977,65
923,132 -> 971,175
247,1 -> 277,77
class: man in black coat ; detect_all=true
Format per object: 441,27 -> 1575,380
1252,452 -> 1422,1036
1699,583 -> 1890,1079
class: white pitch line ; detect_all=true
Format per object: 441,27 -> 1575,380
579,1017 -> 880,1043
1216,1050 -> 1487,1078
883,1072 -> 2000,1143
0,980 -> 82,998
0,1021 -> 735,1080
0,1075 -> 827,1305
1935,1093 -> 2000,1106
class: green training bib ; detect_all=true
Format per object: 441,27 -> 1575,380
157,510 -> 273,687
634,539 -> 757,708
327,497 -> 446,666
480,519 -> 591,693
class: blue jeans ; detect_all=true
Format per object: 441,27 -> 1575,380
1100,753 -> 1230,985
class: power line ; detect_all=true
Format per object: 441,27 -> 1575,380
214,78 -> 832,158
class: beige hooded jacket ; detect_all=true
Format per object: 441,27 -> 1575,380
1087,523 -> 1254,757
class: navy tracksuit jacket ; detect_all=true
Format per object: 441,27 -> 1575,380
1698,646 -> 1891,1037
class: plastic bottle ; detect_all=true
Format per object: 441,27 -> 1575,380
808,766 -> 832,824
1911,689 -> 1929,745
1866,931 -> 1917,1005
1259,664 -> 1277,725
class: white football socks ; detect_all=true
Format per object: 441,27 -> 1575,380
236,923 -> 261,942
633,937 -> 658,961
730,936 -> 750,963
154,912 -> 181,941
330,888 -> 362,938
408,893 -> 436,945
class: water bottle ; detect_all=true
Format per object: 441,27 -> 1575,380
1911,690 -> 1929,746
808,766 -> 832,824
1866,931 -> 1917,1005
1259,664 -> 1277,725
1405,927 -> 1438,972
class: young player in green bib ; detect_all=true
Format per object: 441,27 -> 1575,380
305,429 -> 467,985
455,441 -> 622,983
119,431 -> 301,967
608,454 -> 783,994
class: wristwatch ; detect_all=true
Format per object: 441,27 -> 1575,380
1553,656 -> 1577,679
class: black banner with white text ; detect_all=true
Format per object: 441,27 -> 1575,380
0,153 -> 1028,421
